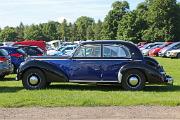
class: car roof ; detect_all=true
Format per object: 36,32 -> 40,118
80,40 -> 135,45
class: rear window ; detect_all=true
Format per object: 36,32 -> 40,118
103,44 -> 131,58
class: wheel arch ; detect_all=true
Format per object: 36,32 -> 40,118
120,68 -> 148,83
118,63 -> 150,83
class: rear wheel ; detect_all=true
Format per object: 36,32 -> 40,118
22,68 -> 47,90
122,69 -> 145,91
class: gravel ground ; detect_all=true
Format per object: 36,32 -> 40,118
0,106 -> 180,120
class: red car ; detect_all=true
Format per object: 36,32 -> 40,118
13,40 -> 46,53
149,42 -> 173,57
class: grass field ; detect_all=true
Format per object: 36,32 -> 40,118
0,57 -> 180,107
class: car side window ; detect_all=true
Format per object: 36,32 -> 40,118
74,44 -> 101,57
103,44 -> 131,58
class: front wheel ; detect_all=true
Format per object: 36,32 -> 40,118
22,68 -> 47,90
0,75 -> 5,79
122,69 -> 145,91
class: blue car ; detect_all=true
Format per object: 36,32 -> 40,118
17,40 -> 173,90
0,47 -> 26,73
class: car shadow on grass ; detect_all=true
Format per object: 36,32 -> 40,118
143,85 -> 180,92
0,87 -> 23,93
48,84 -> 180,92
49,84 -> 122,91
1,78 -> 16,81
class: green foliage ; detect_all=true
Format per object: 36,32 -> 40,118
24,25 -> 44,40
75,16 -> 95,40
41,21 -> 59,41
145,0 -> 177,41
69,23 -> 78,42
86,24 -> 94,40
101,1 -> 129,40
15,22 -> 24,40
94,20 -> 102,40
0,26 -> 18,42
58,19 -> 70,41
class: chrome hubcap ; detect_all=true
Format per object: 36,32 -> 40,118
128,76 -> 139,86
29,76 -> 39,85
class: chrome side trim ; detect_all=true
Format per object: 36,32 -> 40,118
118,70 -> 122,83
72,59 -> 132,61
36,59 -> 69,61
35,59 -> 133,61
69,80 -> 118,83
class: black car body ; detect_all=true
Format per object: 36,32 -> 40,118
17,40 -> 173,90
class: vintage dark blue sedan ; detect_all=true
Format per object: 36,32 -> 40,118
16,40 -> 173,90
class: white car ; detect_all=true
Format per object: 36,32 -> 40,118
47,48 -> 59,56
166,49 -> 180,58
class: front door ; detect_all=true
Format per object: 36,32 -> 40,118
69,44 -> 102,82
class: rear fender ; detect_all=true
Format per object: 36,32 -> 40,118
119,62 -> 164,83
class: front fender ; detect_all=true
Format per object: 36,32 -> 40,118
17,60 -> 68,82
119,62 -> 164,84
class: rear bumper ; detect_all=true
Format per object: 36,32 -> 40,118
0,66 -> 12,76
164,75 -> 173,85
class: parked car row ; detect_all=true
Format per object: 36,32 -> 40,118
0,44 -> 45,78
139,42 -> 180,58
47,44 -> 78,56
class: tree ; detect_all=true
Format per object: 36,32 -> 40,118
86,24 -> 95,40
16,22 -> 25,40
174,2 -> 180,41
42,21 -> 59,41
58,19 -> 69,41
117,2 -> 148,43
101,1 -> 129,40
94,20 -> 102,40
0,26 -> 18,42
75,16 -> 94,40
144,0 -> 177,41
24,25 -> 44,40
69,23 -> 78,42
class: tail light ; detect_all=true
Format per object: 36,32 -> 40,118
37,54 -> 43,56
0,57 -> 7,62
11,53 -> 23,58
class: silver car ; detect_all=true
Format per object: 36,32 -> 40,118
158,42 -> 180,57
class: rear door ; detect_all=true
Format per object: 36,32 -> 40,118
101,44 -> 132,82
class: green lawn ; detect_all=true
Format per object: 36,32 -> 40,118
0,58 -> 180,107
